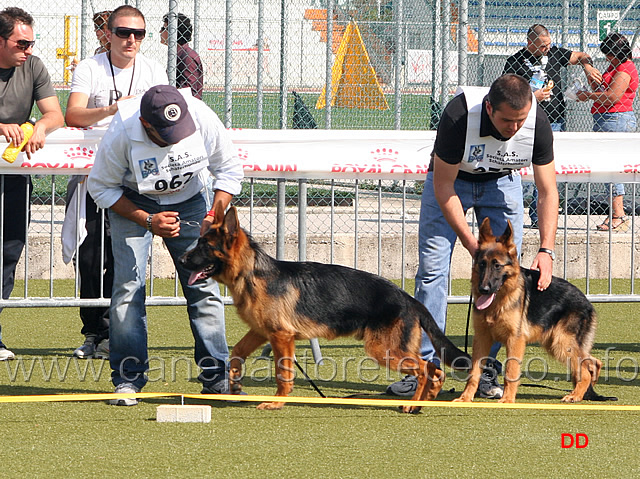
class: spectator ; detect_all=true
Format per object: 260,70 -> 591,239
92,10 -> 111,54
69,10 -> 112,71
87,85 -> 243,405
503,23 -> 601,227
387,75 -> 558,399
576,32 -> 638,232
63,4 -> 168,359
0,7 -> 64,360
160,13 -> 203,99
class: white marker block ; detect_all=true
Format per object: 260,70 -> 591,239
156,405 -> 212,423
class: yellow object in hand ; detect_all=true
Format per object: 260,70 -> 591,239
2,119 -> 35,163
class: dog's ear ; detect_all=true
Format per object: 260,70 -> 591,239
497,220 -> 514,246
478,217 -> 494,243
212,202 -> 226,227
223,205 -> 239,236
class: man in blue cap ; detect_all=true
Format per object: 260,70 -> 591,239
88,85 -> 243,405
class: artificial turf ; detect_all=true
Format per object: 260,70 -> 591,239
0,280 -> 639,477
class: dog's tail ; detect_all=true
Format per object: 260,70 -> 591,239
582,384 -> 618,402
419,306 -> 471,371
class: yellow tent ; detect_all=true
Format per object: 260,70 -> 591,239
316,21 -> 389,110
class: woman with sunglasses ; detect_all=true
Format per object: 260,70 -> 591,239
63,5 -> 168,360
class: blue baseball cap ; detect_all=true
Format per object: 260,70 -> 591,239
140,85 -> 196,144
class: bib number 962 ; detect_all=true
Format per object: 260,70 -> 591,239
155,172 -> 194,192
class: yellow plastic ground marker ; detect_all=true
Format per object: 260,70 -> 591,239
316,21 -> 389,110
0,392 -> 639,411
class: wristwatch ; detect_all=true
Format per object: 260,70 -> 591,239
538,247 -> 555,260
146,214 -> 154,233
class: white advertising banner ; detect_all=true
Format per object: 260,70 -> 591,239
1,128 -> 640,183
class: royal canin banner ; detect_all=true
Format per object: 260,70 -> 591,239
2,127 -> 640,182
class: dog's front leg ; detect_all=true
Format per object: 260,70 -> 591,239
454,326 -> 492,402
500,335 -> 526,403
257,330 -> 296,410
229,329 -> 268,395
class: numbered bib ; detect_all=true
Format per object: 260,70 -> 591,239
132,132 -> 208,196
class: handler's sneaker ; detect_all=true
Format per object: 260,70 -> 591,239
201,374 -> 247,400
94,339 -> 109,359
386,375 -> 418,397
0,342 -> 15,361
73,335 -> 96,359
201,376 -> 230,395
109,383 -> 140,406
476,359 -> 504,399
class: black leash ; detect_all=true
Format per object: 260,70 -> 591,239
465,290 -> 473,354
294,358 -> 326,398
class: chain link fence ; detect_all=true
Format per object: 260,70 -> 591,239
22,0 -> 640,271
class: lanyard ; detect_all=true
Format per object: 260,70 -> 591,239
107,52 -> 136,102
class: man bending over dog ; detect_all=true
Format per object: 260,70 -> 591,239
88,85 -> 243,405
388,74 -> 558,399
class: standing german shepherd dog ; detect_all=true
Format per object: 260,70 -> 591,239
180,204 -> 470,413
456,217 -> 615,403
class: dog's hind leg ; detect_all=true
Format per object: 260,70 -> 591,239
371,348 -> 444,414
562,351 -> 596,403
229,329 -> 268,395
257,330 -> 296,410
366,325 -> 444,414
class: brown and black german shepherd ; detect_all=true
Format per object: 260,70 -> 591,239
456,217 -> 615,403
180,203 -> 469,413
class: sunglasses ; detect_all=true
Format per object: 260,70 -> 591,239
111,27 -> 146,41
8,38 -> 35,51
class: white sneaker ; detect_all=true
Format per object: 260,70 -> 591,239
73,335 -> 96,359
0,346 -> 15,361
94,339 -> 109,359
109,383 -> 140,406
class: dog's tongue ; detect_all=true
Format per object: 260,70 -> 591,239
188,271 -> 206,286
475,293 -> 495,310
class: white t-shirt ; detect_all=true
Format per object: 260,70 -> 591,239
70,52 -> 169,127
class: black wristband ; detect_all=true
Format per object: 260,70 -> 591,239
538,247 -> 555,260
146,214 -> 154,233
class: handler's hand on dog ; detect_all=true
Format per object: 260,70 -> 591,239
530,253 -> 553,291
152,211 -> 180,238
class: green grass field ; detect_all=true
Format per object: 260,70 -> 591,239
1,279 -> 639,477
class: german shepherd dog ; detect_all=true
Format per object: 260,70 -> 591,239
180,203 -> 470,413
455,217 -> 615,403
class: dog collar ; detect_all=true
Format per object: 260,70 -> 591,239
538,247 -> 555,260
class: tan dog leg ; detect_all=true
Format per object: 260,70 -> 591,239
257,331 -> 296,410
455,329 -> 492,402
500,336 -> 526,403
229,329 -> 268,395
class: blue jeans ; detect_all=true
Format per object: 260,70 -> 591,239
109,190 -> 228,390
528,120 -> 565,223
593,111 -> 637,197
415,172 -> 524,366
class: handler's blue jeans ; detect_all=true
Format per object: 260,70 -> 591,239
109,190 -> 228,390
593,111 -> 637,197
415,171 -> 524,366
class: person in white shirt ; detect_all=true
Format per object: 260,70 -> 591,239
88,85 -> 243,405
63,5 -> 168,360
